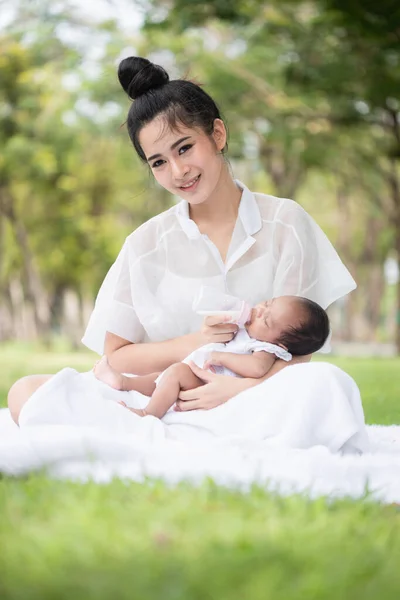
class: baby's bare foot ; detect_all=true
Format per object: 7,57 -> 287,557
118,401 -> 146,417
94,356 -> 124,390
130,408 -> 147,417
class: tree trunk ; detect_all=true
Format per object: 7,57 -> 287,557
259,143 -> 305,199
386,158 -> 400,353
61,288 -> 84,349
365,263 -> 385,339
335,185 -> 356,340
0,188 -> 50,338
359,216 -> 386,341
396,232 -> 400,353
8,277 -> 37,339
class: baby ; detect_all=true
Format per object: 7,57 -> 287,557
94,295 -> 330,418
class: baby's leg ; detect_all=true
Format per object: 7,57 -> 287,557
141,363 -> 203,419
94,356 -> 158,396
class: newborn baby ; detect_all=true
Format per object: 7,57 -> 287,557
94,295 -> 330,418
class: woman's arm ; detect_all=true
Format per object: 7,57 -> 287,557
205,351 -> 275,379
104,316 -> 240,375
105,331 -> 204,375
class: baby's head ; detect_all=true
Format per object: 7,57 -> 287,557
245,296 -> 330,356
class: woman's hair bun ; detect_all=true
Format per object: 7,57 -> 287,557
118,56 -> 169,100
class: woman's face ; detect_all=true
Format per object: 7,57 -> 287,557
138,116 -> 227,205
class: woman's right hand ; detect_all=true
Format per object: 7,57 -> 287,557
175,362 -> 254,411
200,315 -> 239,344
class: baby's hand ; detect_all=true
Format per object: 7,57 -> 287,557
204,351 -> 224,370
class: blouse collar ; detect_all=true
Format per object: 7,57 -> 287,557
175,180 -> 262,240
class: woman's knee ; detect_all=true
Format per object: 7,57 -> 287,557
8,374 -> 52,425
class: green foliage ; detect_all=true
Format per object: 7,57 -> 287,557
0,6 -> 174,326
142,0 -> 262,30
143,0 -> 400,38
141,0 -> 400,168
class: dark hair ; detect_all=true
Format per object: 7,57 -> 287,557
277,298 -> 330,356
118,56 -> 225,161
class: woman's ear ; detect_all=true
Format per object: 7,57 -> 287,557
212,118 -> 227,152
277,343 -> 288,351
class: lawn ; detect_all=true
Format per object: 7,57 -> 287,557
1,345 -> 400,599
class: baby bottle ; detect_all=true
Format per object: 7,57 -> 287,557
193,286 -> 252,327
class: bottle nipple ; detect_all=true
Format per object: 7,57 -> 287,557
237,301 -> 252,327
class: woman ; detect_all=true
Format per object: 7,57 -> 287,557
8,56 -> 356,425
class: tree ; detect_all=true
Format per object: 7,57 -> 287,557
0,1 -> 172,344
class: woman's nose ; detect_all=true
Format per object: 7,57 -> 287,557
171,159 -> 189,180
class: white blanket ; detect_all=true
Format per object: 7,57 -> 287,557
1,362 -> 399,503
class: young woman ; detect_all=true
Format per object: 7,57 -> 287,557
8,56 -> 356,424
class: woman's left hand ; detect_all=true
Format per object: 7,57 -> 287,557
175,362 -> 254,411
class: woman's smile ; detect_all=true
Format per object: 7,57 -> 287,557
179,174 -> 201,192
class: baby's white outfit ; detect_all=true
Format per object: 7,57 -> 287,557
182,328 -> 292,378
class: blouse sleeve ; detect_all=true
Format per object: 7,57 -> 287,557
81,240 -> 145,355
272,201 -> 356,309
249,340 -> 292,362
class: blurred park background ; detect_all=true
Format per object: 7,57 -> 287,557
1,0 -> 400,355
2,5 -> 400,598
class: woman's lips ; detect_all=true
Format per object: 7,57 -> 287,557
179,174 -> 200,191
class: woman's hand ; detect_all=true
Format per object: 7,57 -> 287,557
200,315 -> 238,345
174,362 -> 254,411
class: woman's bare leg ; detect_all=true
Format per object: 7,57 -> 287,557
8,374 -> 53,425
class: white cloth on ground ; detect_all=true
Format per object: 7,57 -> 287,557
15,362 -> 367,451
4,362 -> 397,503
182,328 -> 292,378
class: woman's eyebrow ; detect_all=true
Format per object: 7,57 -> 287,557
147,136 -> 191,162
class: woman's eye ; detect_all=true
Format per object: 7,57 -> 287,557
179,144 -> 193,155
151,159 -> 165,169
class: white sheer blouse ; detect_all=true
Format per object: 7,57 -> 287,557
82,181 -> 356,354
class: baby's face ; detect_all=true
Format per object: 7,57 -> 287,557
245,296 -> 301,345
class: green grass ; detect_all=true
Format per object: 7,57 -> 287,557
318,356 -> 400,425
1,345 -> 400,599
